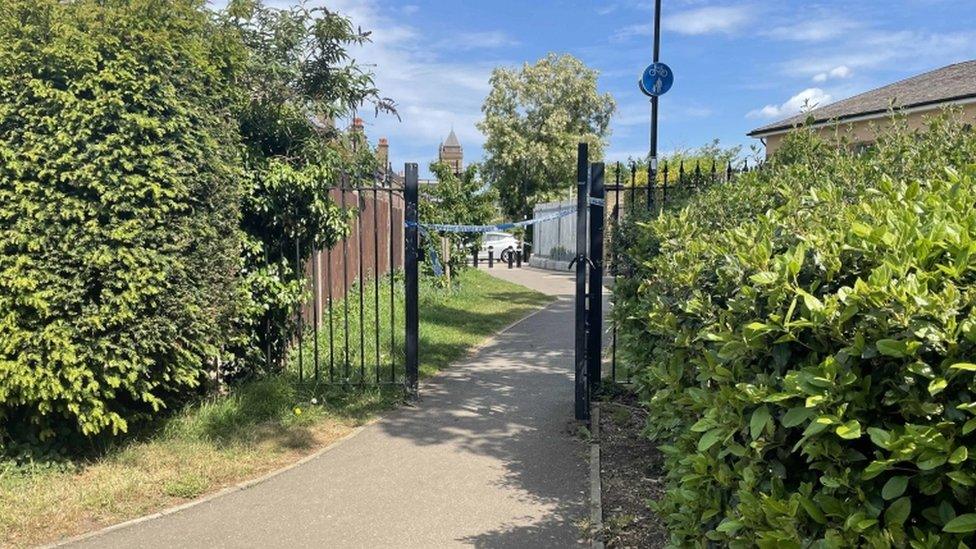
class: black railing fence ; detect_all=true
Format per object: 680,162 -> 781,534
283,164 -> 536,392
602,158 -> 760,384
287,169 -> 408,387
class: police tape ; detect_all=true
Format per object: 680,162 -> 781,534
407,207 -> 580,275
405,207 -> 577,234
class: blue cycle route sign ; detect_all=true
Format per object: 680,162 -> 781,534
639,62 -> 674,97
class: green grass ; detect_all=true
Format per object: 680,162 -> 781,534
1,268 -> 551,548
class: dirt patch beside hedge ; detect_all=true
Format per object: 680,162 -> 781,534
598,393 -> 668,548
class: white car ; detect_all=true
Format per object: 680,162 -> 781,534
479,231 -> 519,263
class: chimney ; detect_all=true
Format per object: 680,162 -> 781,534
377,138 -> 389,171
351,117 -> 365,134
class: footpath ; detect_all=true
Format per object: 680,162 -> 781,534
66,267 -> 588,548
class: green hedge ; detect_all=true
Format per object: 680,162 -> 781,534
0,0 -> 241,444
615,116 -> 976,546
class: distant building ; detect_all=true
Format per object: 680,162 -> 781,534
749,60 -> 976,156
376,138 -> 389,170
438,129 -> 463,174
374,128 -> 466,186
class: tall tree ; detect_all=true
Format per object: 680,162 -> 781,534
218,0 -> 395,374
420,162 -> 497,274
478,53 -> 615,223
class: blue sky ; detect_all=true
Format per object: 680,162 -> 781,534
315,1 -> 974,175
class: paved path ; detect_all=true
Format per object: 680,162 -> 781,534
70,267 -> 588,548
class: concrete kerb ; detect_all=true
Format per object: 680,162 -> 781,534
590,402 -> 605,549
48,298 -> 561,549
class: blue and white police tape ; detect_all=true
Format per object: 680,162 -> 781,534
407,207 -> 577,234
406,207 -> 578,275
415,225 -> 444,277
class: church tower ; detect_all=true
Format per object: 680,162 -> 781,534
438,129 -> 463,174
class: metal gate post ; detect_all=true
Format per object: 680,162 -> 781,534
574,144 -> 590,421
587,163 -> 605,395
404,163 -> 420,396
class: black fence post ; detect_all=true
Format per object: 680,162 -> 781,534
404,163 -> 420,396
313,248 -> 321,381
472,247 -> 479,268
574,143 -> 590,422
488,247 -> 494,268
587,163 -> 605,396
646,162 -> 653,210
295,237 -> 303,383
507,248 -> 514,269
629,163 -> 637,213
516,248 -> 522,268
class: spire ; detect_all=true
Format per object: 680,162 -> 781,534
444,129 -> 461,148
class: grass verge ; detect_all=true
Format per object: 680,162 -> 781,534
0,269 -> 551,548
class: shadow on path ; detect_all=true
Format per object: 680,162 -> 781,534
378,296 -> 586,547
67,268 -> 588,549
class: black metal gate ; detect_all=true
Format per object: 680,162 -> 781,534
572,144 -> 606,421
573,147 -> 755,420
290,167 -> 415,391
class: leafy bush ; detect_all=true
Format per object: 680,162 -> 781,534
0,0 -> 399,456
217,0 -> 390,377
615,115 -> 976,546
0,0 -> 242,445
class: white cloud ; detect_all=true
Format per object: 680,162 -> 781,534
663,6 -> 754,36
319,0 -> 509,173
614,5 -> 754,40
766,18 -> 859,42
747,88 -> 832,119
613,23 -> 651,41
437,31 -> 519,51
782,29 -> 976,79
812,65 -> 852,83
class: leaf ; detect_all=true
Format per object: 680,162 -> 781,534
868,427 -> 892,449
715,519 -> 743,534
943,514 -> 976,534
799,496 -> 826,524
948,446 -> 968,465
947,471 -> 975,487
877,339 -> 907,358
750,406 -> 771,439
864,460 -> 892,480
718,341 -> 747,360
938,500 -> 957,524
928,378 -> 948,396
782,406 -> 814,428
749,271 -> 778,285
917,455 -> 946,471
885,497 -> 911,526
804,416 -> 834,437
882,476 -> 909,500
798,289 -> 824,312
851,222 -> 872,238
964,418 -> 976,436
950,362 -> 976,372
835,420 -> 862,440
698,429 -> 723,452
